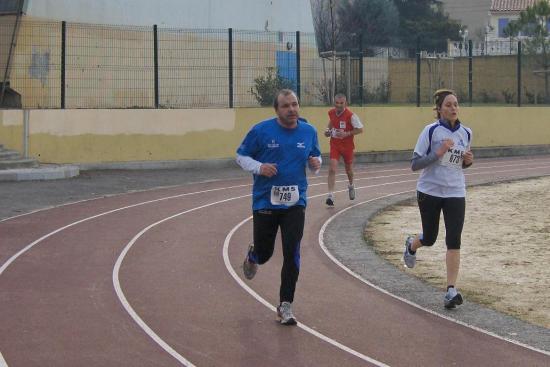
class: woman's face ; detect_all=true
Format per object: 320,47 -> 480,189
439,94 -> 459,123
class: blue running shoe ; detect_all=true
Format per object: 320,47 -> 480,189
243,244 -> 258,280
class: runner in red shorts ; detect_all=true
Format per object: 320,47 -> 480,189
324,94 -> 364,206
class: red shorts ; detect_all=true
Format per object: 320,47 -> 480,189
330,144 -> 354,164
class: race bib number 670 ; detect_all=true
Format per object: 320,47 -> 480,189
440,147 -> 465,170
271,185 -> 299,206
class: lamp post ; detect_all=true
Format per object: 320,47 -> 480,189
459,29 -> 468,56
329,0 -> 336,102
484,24 -> 490,56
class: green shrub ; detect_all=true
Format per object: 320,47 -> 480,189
250,67 -> 295,106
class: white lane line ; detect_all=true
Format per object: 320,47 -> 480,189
3,154 -> 548,225
113,194 -> 249,367
308,159 -> 550,191
0,185 -> 251,275
0,182 -> 251,224
222,217 -> 390,367
318,194 -> 550,357
0,352 -> 8,367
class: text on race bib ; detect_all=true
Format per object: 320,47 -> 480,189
270,185 -> 299,206
440,147 -> 465,170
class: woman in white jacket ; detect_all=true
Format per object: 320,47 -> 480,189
403,89 -> 474,309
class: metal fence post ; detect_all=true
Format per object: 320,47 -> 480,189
468,39 -> 473,106
228,28 -> 234,108
296,31 -> 301,100
358,34 -> 363,106
61,21 -> 66,109
416,43 -> 421,107
517,41 -> 522,107
153,24 -> 159,108
23,109 -> 29,158
0,0 -> 24,107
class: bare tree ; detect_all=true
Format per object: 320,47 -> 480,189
311,0 -> 342,53
508,0 -> 550,103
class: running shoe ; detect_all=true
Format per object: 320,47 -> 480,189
403,235 -> 416,268
243,244 -> 258,280
277,302 -> 297,325
326,197 -> 334,206
444,290 -> 463,309
348,185 -> 356,200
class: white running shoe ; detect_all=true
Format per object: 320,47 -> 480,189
403,236 -> 416,268
348,185 -> 356,200
277,302 -> 297,325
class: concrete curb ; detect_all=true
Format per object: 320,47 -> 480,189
2,144 -> 549,181
0,165 -> 80,182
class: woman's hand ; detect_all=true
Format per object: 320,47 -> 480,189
436,139 -> 455,158
463,150 -> 474,166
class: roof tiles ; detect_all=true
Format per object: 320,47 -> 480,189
490,0 -> 537,12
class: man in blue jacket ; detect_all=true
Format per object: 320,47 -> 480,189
236,89 -> 321,325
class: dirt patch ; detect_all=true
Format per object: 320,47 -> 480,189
365,176 -> 550,328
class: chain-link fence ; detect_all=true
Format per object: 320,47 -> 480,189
1,19 -> 549,108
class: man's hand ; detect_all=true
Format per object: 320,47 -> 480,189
334,129 -> 349,138
259,163 -> 277,177
308,156 -> 321,172
324,128 -> 332,137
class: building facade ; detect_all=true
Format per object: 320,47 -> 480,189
23,0 -> 315,32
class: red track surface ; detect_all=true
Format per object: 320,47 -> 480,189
1,156 -> 550,366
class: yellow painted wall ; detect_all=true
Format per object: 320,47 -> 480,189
1,107 -> 549,164
0,110 -> 24,152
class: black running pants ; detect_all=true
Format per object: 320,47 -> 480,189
417,191 -> 465,250
253,205 -> 305,303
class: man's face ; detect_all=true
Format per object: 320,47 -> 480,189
275,92 -> 299,127
334,97 -> 346,112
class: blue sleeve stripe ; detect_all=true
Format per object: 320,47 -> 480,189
462,127 -> 471,144
426,124 -> 438,155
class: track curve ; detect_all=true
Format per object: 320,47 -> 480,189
1,156 -> 550,366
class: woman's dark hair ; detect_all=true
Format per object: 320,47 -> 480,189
433,89 -> 456,118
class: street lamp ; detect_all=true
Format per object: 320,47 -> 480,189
459,29 -> 468,56
329,0 -> 336,102
484,24 -> 492,56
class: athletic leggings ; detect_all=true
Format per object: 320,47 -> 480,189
417,191 -> 465,250
253,205 -> 305,303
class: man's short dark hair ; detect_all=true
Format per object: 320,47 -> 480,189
273,89 -> 298,109
334,93 -> 347,101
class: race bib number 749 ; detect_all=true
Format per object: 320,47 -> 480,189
271,185 -> 299,206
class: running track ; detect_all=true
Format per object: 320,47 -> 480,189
1,156 -> 550,366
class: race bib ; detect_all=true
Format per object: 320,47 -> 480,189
440,147 -> 465,170
339,121 -> 346,129
270,185 -> 299,206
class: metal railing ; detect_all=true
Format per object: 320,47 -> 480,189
2,20 -> 549,109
